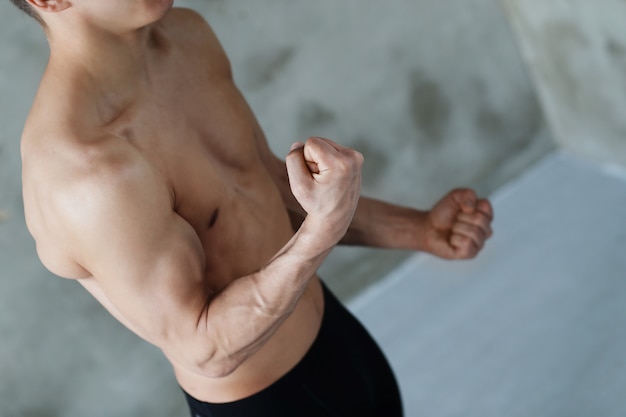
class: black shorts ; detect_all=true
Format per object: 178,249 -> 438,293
183,281 -> 403,417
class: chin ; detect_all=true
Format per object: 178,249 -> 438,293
159,0 -> 175,14
146,0 -> 174,22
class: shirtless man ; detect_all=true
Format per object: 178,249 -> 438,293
16,1 -> 494,416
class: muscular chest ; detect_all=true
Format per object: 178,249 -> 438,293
112,73 -> 290,280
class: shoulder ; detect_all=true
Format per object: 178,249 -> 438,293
25,132 -> 160,191
166,7 -> 212,29
23,134 -> 173,264
51,136 -> 172,224
162,7 -> 232,76
161,9 -> 228,54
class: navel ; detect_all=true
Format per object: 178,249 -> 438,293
208,209 -> 219,229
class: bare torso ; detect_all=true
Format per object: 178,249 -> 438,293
21,9 -> 324,403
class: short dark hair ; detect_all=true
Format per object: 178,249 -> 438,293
9,0 -> 43,23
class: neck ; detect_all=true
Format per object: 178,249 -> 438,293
45,22 -> 168,124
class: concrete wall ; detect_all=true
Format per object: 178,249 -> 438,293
179,0 -> 554,297
502,0 -> 626,167
0,0 -> 551,415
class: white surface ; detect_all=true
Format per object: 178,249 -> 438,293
349,151 -> 626,417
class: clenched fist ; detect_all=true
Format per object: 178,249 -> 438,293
286,137 -> 364,243
424,188 -> 493,259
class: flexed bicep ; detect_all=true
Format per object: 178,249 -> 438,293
44,139 -> 348,379
49,144 -> 212,366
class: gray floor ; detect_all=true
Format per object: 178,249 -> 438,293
349,151 -> 626,417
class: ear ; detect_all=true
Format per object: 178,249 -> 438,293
25,0 -> 72,14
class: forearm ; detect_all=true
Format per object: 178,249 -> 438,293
281,188 -> 430,251
193,217 -> 337,377
341,196 -> 429,250
270,160 -> 430,251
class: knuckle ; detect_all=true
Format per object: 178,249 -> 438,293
354,152 -> 365,167
347,150 -> 364,168
286,147 -> 303,159
304,137 -> 318,149
338,157 -> 359,173
455,188 -> 476,199
335,157 -> 350,171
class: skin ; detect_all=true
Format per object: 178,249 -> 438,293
20,0 -> 493,404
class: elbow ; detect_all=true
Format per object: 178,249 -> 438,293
168,349 -> 242,379
163,335 -> 244,379
196,354 -> 242,379
186,339 -> 247,379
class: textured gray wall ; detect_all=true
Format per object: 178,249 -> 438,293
0,0 -> 551,415
502,0 -> 626,167
177,0 -> 554,297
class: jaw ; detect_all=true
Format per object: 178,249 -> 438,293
42,0 -> 175,36
146,0 -> 175,22
143,0 -> 175,26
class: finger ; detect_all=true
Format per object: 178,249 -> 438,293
310,137 -> 350,153
452,221 -> 487,250
286,143 -> 314,190
450,233 -> 478,259
457,212 -> 493,238
308,137 -> 364,163
450,188 -> 478,213
306,160 -> 320,174
290,141 -> 305,151
477,199 -> 494,221
304,137 -> 364,177
303,137 -> 341,172
291,141 -> 320,174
